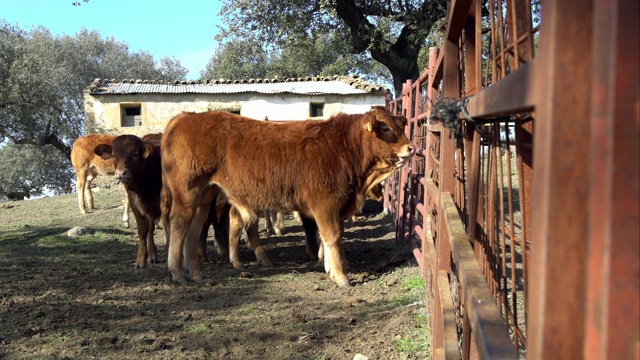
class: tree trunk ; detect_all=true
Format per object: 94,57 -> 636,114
370,40 -> 422,98
388,62 -> 421,99
333,1 -> 429,97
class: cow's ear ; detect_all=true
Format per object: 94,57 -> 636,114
396,114 -> 408,127
143,142 -> 155,158
94,144 -> 113,160
363,112 -> 375,132
364,121 -> 374,132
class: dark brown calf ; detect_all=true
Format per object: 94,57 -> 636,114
94,134 -> 163,268
198,193 -> 231,263
161,107 -> 413,286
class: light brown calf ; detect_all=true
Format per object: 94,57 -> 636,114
71,134 -> 130,227
160,107 -> 413,286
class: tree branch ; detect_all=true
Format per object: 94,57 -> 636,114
334,0 -> 376,52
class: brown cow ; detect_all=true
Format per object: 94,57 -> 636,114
160,106 -> 413,286
71,134 -> 130,227
94,134 -> 163,268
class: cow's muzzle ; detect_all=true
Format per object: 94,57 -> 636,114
396,144 -> 415,168
115,170 -> 132,185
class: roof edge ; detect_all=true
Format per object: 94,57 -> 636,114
86,75 -> 388,94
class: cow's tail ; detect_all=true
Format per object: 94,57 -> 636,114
160,183 -> 172,251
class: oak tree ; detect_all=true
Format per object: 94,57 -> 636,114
218,0 -> 447,96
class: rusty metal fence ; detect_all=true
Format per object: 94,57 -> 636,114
383,0 -> 638,359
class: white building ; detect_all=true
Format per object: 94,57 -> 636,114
83,75 -> 388,136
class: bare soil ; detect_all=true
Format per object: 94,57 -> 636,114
0,185 -> 429,360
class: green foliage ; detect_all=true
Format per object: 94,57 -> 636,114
201,31 -> 392,85
401,274 -> 426,292
394,314 -> 430,358
200,34 -> 271,79
0,144 -> 74,200
0,20 -> 187,198
217,0 -> 447,96
393,273 -> 430,358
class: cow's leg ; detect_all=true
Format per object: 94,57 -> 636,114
198,204 -> 213,263
314,212 -> 350,287
76,170 -> 88,214
122,190 -> 130,228
339,220 -> 349,270
131,206 -> 149,268
198,219 -> 211,262
85,172 -> 96,210
183,188 -> 216,282
301,216 -> 319,261
265,211 -> 275,235
228,207 -> 245,269
167,193 -> 196,282
320,220 -> 349,270
274,211 -> 285,235
211,201 -> 230,257
184,203 -> 210,283
146,214 -> 158,264
245,220 -> 273,267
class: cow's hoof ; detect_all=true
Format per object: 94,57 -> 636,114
261,259 -> 274,267
122,221 -> 130,228
336,280 -> 352,288
134,262 -> 147,269
172,275 -> 187,284
231,261 -> 243,269
191,274 -> 204,284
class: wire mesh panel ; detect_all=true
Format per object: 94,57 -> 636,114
469,121 -> 529,356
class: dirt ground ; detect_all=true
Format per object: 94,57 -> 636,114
0,184 -> 429,360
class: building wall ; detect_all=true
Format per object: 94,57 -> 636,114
83,91 -> 384,136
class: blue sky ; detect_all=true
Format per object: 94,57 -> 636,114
1,0 -> 224,80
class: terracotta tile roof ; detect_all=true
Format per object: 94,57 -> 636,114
86,75 -> 387,95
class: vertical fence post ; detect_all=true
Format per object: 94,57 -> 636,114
423,46 -> 440,344
396,80 -> 413,242
529,0 -> 594,358
431,23 -> 463,359
584,0 -> 639,358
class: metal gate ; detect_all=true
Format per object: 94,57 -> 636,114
383,0 -> 639,359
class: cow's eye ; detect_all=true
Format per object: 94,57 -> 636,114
381,125 -> 391,133
132,152 -> 139,158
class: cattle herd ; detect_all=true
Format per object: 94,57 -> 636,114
71,106 -> 414,287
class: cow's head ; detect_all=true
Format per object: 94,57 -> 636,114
94,135 -> 156,185
361,106 -> 415,169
